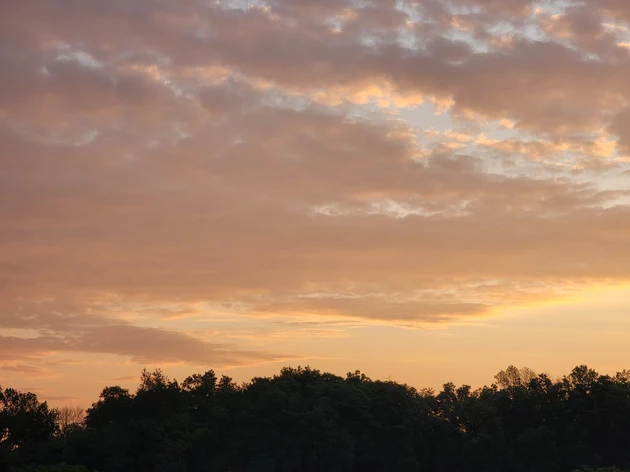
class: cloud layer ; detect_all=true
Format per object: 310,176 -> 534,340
2,0 -> 630,379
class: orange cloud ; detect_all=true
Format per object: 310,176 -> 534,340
2,0 -> 630,400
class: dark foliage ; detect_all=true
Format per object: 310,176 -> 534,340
2,365 -> 630,472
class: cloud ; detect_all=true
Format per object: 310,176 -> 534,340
1,101 -> 629,324
3,0 -> 630,138
0,364 -> 51,376
0,299 -> 290,366
1,0 -> 630,377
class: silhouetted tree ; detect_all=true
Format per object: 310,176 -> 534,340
0,386 -> 59,471
4,365 -> 630,472
55,407 -> 84,438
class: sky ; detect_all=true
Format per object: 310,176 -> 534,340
2,0 -> 630,407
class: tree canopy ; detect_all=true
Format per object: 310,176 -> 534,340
2,365 -> 630,472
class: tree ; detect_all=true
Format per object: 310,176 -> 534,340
573,468 -> 630,472
56,407 -> 85,437
84,386 -> 133,429
4,365 -> 630,472
18,464 -> 94,472
182,371 -> 217,398
137,369 -> 172,393
0,387 -> 58,448
494,365 -> 536,389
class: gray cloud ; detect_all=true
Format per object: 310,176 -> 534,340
0,303 -> 289,366
1,0 -> 630,359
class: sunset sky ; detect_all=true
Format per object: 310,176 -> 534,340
2,0 -> 630,407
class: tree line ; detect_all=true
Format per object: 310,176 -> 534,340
1,365 -> 630,472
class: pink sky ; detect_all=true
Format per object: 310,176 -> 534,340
1,0 -> 630,407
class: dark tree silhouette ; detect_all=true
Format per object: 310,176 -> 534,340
0,386 -> 58,471
3,365 -> 630,472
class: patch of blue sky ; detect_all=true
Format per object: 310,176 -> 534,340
397,102 -> 454,133
396,0 -> 422,23
358,35 -> 382,48
397,26 -> 419,51
259,85 -> 313,112
487,21 -> 517,37
396,102 -> 524,144
537,0 -> 571,15
445,28 -> 489,53
523,21 -> 546,42
219,0 -> 266,11
56,48 -> 104,70
325,16 -> 344,34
